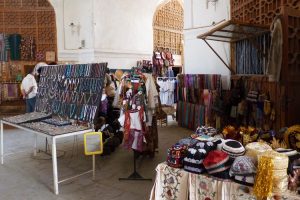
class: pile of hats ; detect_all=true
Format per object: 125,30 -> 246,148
183,140 -> 217,174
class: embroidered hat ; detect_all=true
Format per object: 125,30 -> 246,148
183,141 -> 217,174
276,148 -> 300,175
167,143 -> 188,168
222,139 -> 245,158
229,156 -> 257,176
234,175 -> 255,186
178,137 -> 199,147
203,150 -> 232,179
195,126 -> 217,136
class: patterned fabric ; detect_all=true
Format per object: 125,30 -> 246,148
167,143 -> 187,168
150,163 -> 189,200
230,156 -> 256,176
2,83 -> 20,101
20,36 -> 36,61
8,34 -> 21,61
36,50 -> 45,61
151,163 -> 299,200
0,33 -> 10,61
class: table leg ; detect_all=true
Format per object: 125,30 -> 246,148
92,154 -> 95,180
33,134 -> 37,157
1,121 -> 3,165
52,137 -> 59,195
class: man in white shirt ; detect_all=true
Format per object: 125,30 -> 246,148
21,68 -> 38,113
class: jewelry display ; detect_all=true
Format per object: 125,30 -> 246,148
36,63 -> 108,123
42,118 -> 72,126
2,112 -> 52,124
21,122 -> 89,136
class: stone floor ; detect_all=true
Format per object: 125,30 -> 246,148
0,120 -> 192,200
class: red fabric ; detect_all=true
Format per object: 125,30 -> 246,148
124,111 -> 131,141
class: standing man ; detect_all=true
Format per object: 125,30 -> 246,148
21,68 -> 37,113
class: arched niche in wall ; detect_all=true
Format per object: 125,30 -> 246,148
0,0 -> 57,62
153,0 -> 184,56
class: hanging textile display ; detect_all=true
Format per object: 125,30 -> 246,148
20,36 -> 36,61
1,83 -> 21,101
116,67 -> 159,155
8,34 -> 21,61
176,74 -> 222,130
0,33 -> 10,62
235,33 -> 270,75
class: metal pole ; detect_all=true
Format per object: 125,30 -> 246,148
92,154 -> 95,180
52,137 -> 59,195
1,121 -> 3,164
34,134 -> 37,157
203,39 -> 235,74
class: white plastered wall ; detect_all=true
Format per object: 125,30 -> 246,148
184,0 -> 231,89
49,0 -> 183,69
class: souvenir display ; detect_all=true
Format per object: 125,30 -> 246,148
21,121 -> 89,136
177,74 -> 221,130
156,77 -> 176,106
35,63 -> 107,123
0,33 -> 9,62
2,112 -> 52,124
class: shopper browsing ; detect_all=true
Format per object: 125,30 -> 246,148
21,68 -> 37,113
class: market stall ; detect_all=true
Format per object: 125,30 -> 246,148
0,63 -> 107,195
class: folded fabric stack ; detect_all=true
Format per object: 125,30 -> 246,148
229,156 -> 257,186
276,148 -> 300,175
221,139 -> 245,159
203,150 -> 233,179
167,143 -> 188,168
183,141 -> 217,174
245,142 -> 272,165
254,150 -> 289,198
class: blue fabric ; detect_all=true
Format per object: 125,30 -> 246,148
26,97 -> 36,113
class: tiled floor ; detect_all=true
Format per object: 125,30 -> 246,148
0,120 -> 192,200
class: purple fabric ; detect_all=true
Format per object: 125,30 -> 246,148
124,130 -> 144,152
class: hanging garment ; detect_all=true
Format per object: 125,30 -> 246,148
0,33 -> 10,61
266,17 -> 283,82
8,34 -> 21,61
20,36 -> 36,61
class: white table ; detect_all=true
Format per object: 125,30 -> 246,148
0,119 -> 93,195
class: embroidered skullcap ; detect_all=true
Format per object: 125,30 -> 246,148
34,62 -> 48,75
234,175 -> 255,186
229,156 -> 256,177
195,126 -> 217,136
222,139 -> 245,158
203,150 -> 232,179
178,137 -> 199,147
183,141 -> 217,174
167,143 -> 187,168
